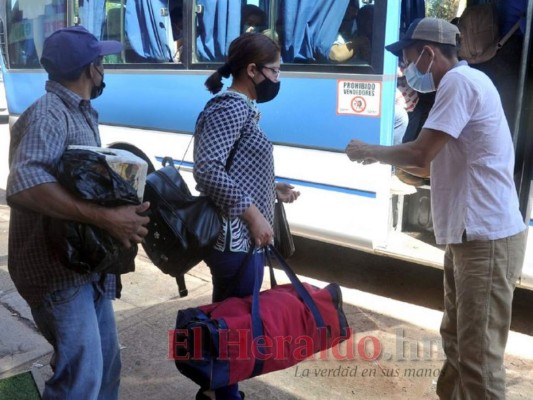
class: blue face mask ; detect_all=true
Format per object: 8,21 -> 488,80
404,49 -> 436,93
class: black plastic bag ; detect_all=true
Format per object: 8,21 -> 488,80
49,148 -> 141,274
57,149 -> 140,206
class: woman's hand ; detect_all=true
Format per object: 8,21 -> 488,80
276,182 -> 300,203
242,204 -> 274,247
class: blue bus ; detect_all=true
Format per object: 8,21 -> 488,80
0,0 -> 532,287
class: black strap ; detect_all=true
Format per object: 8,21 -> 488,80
175,275 -> 188,297
175,96 -> 253,171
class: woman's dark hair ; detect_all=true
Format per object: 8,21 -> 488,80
204,32 -> 281,94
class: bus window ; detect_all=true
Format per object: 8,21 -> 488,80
5,0 -> 176,68
6,0 -> 67,68
194,0 -> 241,62
170,2 -> 183,62
277,0 -> 348,64
193,0 -> 378,67
329,3 -> 374,64
102,4 -> 125,63
85,0 -> 174,64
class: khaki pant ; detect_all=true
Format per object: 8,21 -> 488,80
437,230 -> 527,400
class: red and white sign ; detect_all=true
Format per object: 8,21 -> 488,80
337,80 -> 381,117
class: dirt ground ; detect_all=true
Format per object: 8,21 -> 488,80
278,237 -> 533,399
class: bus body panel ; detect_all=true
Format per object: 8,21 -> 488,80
5,69 -> 388,150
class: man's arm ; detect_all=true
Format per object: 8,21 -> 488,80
8,183 -> 150,248
345,127 -> 452,176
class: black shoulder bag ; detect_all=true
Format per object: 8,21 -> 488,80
142,110 -> 246,294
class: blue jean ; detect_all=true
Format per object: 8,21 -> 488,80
31,282 -> 121,400
204,249 -> 265,400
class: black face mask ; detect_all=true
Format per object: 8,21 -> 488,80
253,70 -> 280,103
90,66 -> 106,100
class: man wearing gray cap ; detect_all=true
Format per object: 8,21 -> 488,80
6,26 -> 150,399
345,17 -> 526,399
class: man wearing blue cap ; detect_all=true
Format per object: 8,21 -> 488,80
6,26 -> 150,399
345,17 -> 526,399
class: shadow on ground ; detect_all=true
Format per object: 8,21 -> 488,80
289,236 -> 533,336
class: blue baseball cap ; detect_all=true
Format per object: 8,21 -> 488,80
40,26 -> 122,80
386,18 -> 460,58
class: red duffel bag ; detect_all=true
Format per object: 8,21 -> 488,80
170,245 -> 351,390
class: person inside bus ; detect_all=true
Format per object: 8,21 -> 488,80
329,3 -> 374,64
170,5 -> 184,62
345,17 -> 527,399
240,4 -> 279,43
241,4 -> 267,34
329,0 -> 358,62
6,26 -> 150,400
193,32 -> 300,400
467,0 -> 526,134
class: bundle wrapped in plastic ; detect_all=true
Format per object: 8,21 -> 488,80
67,145 -> 148,201
49,147 -> 148,275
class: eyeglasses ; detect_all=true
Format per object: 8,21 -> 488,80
259,65 -> 281,80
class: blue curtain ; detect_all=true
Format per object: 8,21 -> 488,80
196,0 -> 242,61
280,0 -> 349,63
125,0 -> 172,62
79,0 -> 106,39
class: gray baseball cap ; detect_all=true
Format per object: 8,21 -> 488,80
386,17 -> 460,57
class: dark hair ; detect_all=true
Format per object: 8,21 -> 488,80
242,4 -> 267,28
413,40 -> 458,59
204,32 -> 280,94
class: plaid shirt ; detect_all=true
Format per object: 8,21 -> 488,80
7,80 -> 116,307
193,91 -> 276,252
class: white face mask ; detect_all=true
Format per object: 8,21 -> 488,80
404,49 -> 436,93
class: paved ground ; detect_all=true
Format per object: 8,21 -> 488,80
1,123 -> 533,399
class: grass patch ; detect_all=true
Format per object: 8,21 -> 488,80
0,371 -> 41,400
